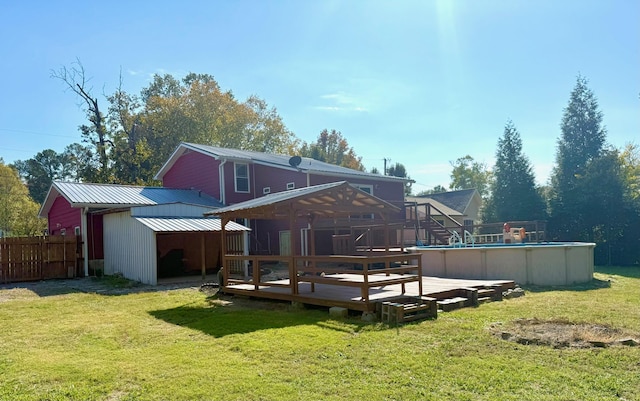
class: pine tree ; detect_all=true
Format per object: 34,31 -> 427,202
548,75 -> 607,240
484,120 -> 546,223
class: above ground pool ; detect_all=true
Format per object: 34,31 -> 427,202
409,242 -> 596,286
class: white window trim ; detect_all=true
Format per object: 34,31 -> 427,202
234,162 -> 250,193
286,182 -> 295,190
263,187 -> 271,195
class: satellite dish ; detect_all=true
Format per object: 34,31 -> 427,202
289,155 -> 302,168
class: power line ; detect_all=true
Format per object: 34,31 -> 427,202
0,128 -> 79,139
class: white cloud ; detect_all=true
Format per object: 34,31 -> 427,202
315,91 -> 369,113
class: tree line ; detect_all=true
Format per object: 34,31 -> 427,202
430,76 -> 639,266
3,66 -> 639,265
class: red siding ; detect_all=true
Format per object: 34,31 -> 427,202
163,151 -> 221,199
87,214 -> 104,259
48,196 -> 81,235
253,165 -> 307,195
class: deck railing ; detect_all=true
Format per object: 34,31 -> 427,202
221,253 -> 423,303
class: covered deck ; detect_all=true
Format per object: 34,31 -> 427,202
208,182 -> 514,315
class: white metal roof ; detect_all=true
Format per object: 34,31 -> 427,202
39,181 -> 223,217
155,142 -> 411,183
134,217 -> 250,232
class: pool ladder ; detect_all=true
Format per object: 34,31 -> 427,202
448,230 -> 476,247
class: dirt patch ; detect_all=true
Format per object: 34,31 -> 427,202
491,318 -> 640,348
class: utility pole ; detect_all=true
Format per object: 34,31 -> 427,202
383,158 -> 391,176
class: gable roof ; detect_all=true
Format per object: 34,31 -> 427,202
405,196 -> 462,217
155,142 -> 410,183
39,181 -> 223,218
206,181 -> 400,220
411,188 -> 480,214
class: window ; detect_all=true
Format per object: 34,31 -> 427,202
74,226 -> 81,236
263,187 -> 271,195
354,184 -> 373,195
463,219 -> 474,228
286,182 -> 295,190
235,163 -> 249,193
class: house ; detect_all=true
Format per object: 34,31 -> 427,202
405,188 -> 482,245
40,143 -> 410,284
406,188 -> 482,227
39,182 -> 249,284
156,142 -> 410,256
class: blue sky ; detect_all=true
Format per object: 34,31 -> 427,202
1,0 -> 638,193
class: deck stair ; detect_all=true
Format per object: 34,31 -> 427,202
437,296 -> 468,311
379,296 -> 438,324
435,285 -> 503,311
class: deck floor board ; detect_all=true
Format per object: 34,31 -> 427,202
223,276 -> 515,312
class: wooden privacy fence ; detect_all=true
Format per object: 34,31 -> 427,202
0,235 -> 82,284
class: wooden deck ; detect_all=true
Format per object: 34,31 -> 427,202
222,275 -> 515,313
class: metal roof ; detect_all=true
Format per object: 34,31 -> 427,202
134,217 -> 250,232
54,182 -> 222,208
206,181 -> 401,220
155,142 -> 410,183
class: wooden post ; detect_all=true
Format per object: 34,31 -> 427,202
289,208 -> 298,295
309,215 -> 316,257
221,218 -> 228,287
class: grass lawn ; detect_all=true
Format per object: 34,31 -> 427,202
0,266 -> 639,401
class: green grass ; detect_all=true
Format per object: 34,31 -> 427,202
1,266 -> 639,401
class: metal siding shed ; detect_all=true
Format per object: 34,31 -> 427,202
104,211 -> 158,285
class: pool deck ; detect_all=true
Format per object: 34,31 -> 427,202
222,275 -> 516,312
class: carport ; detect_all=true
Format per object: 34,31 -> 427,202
103,211 -> 250,285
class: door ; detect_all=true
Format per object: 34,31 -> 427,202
279,231 -> 291,256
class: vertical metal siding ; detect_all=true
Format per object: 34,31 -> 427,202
104,212 -> 157,285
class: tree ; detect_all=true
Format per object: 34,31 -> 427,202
0,161 -> 46,236
52,60 -> 113,183
12,149 -> 67,204
449,155 -> 492,198
620,143 -> 640,202
138,73 -> 297,177
299,129 -> 364,170
52,69 -> 296,186
575,149 -> 630,264
548,75 -> 607,240
483,121 -> 546,223
616,143 -> 640,265
416,185 -> 448,196
387,162 -> 412,196
107,72 -> 154,185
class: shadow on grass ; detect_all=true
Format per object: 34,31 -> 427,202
1,276 -> 164,298
522,277 -> 612,293
149,296 -> 367,338
595,265 -> 640,279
